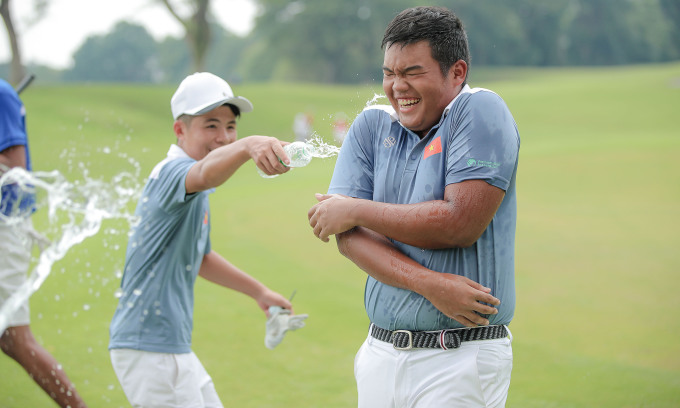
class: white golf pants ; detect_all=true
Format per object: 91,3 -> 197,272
354,328 -> 513,408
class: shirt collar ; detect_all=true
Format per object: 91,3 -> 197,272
167,144 -> 192,160
166,144 -> 216,194
443,84 -> 472,117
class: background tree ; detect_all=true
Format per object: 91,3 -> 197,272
159,0 -> 212,73
7,0 -> 679,84
242,0 -> 416,84
64,22 -> 157,82
0,0 -> 23,84
155,22 -> 247,84
0,0 -> 47,85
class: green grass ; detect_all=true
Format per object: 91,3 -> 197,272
2,62 -> 679,407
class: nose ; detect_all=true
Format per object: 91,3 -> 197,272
391,74 -> 409,92
217,129 -> 235,145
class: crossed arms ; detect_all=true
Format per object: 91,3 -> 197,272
308,179 -> 504,327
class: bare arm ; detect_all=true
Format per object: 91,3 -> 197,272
185,136 -> 290,194
308,179 -> 505,249
198,250 -> 292,315
0,145 -> 27,171
335,227 -> 499,327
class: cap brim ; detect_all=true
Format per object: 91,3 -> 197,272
191,96 -> 253,116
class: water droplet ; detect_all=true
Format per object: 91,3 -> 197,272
83,304 -> 90,311
133,289 -> 142,296
114,288 -> 123,298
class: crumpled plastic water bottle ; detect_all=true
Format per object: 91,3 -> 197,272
257,141 -> 316,178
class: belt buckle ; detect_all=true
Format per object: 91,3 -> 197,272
440,329 -> 462,349
392,330 -> 413,350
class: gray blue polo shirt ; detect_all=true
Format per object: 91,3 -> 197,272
328,85 -> 520,331
109,145 -> 212,353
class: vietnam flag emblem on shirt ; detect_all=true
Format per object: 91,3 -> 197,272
423,136 -> 442,159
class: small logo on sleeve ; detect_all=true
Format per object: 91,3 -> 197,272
467,158 -> 500,168
203,211 -> 209,225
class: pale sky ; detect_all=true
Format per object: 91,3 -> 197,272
0,0 -> 257,69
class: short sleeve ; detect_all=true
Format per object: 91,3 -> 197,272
149,158 -> 197,213
0,85 -> 27,152
327,109 -> 377,199
445,90 -> 520,191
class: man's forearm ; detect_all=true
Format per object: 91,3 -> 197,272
198,250 -> 267,299
336,227 -> 434,295
349,180 -> 504,249
336,226 -> 501,327
0,145 -> 27,170
186,141 -> 251,193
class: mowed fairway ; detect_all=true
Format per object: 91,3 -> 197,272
1,62 -> 678,407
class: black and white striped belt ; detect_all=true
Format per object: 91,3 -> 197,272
370,324 -> 508,350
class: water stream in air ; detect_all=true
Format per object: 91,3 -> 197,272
0,155 -> 141,334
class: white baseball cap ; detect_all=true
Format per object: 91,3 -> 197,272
170,72 -> 253,120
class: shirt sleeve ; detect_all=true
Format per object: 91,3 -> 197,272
445,90 -> 520,191
0,87 -> 27,152
327,109 -> 377,199
150,158 -> 197,213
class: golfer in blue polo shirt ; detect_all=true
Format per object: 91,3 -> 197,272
308,7 -> 520,408
109,72 -> 294,407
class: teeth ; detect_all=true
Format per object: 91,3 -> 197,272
399,98 -> 419,107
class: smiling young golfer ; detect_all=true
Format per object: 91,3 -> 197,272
109,72 -> 294,408
308,7 -> 520,407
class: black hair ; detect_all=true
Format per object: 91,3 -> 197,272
381,6 -> 470,80
225,103 -> 241,118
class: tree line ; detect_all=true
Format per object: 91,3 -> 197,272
3,0 -> 679,85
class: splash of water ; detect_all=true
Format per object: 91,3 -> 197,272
305,133 -> 341,158
0,164 -> 141,334
365,93 -> 388,108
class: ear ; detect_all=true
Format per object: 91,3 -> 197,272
448,60 -> 468,88
173,120 -> 186,142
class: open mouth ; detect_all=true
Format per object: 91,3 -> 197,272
398,98 -> 420,108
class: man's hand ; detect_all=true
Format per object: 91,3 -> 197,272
308,193 -> 358,242
255,288 -> 293,317
245,136 -> 291,177
421,272 -> 500,327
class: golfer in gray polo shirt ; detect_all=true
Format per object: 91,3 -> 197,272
109,72 -> 295,408
308,7 -> 519,408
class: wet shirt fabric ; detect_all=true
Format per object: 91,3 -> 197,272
328,85 -> 520,331
109,145 -> 212,354
0,79 -> 35,217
